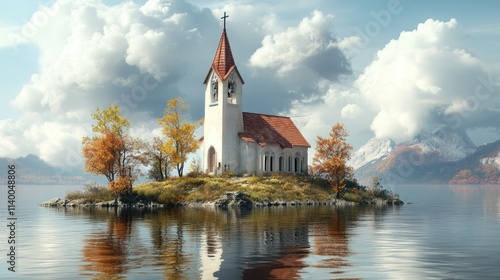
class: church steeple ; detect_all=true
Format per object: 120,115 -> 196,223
204,14 -> 244,84
211,29 -> 236,80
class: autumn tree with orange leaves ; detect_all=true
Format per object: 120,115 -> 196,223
158,98 -> 202,177
311,123 -> 353,198
82,105 -> 146,198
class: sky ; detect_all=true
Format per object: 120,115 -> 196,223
1,0 -> 500,170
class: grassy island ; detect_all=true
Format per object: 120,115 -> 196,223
63,173 -> 402,207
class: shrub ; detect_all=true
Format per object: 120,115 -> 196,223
186,171 -> 206,178
157,187 -> 186,204
220,171 -> 237,178
281,181 -> 294,190
65,182 -> 114,203
66,190 -> 84,201
341,192 -> 361,202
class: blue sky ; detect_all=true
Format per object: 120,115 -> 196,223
1,0 -> 500,167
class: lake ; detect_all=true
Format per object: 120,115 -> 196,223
1,184 -> 499,279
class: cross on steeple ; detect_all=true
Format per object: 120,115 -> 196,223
221,12 -> 229,29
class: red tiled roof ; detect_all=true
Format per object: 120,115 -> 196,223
203,29 -> 244,83
239,112 -> 310,148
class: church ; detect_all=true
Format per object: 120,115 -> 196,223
202,17 -> 310,176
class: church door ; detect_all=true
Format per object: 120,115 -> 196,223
208,147 -> 216,173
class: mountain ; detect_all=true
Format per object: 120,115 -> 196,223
446,140 -> 500,184
0,154 -> 103,185
349,138 -> 396,170
405,127 -> 476,162
353,127 -> 500,185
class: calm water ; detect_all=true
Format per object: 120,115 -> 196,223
1,184 -> 500,279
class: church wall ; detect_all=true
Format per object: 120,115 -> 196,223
238,143 -> 309,176
239,141 -> 259,175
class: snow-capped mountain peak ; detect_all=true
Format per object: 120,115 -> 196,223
349,137 -> 396,170
405,127 -> 476,162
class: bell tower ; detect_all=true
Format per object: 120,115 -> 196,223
202,14 -> 244,174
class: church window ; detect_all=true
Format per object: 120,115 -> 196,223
288,156 -> 292,172
294,152 -> 301,173
279,155 -> 285,172
264,152 -> 269,172
211,73 -> 219,103
227,74 -> 236,104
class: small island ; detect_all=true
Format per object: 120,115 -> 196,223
40,173 -> 403,208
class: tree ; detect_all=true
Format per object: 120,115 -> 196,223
371,176 -> 382,189
145,137 -> 172,181
311,123 -> 353,198
82,130 -> 123,182
82,105 -> 147,198
158,98 -> 202,177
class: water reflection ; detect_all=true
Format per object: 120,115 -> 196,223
81,209 -> 131,279
449,185 -> 500,219
57,205 -> 393,279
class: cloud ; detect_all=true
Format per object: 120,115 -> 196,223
249,10 -> 351,80
356,18 -> 500,142
282,81 -> 374,153
341,104 -> 361,119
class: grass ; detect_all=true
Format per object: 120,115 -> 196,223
340,183 -> 400,203
132,173 -> 333,204
66,173 -> 400,205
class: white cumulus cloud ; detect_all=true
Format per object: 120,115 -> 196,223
356,18 -> 500,142
249,10 -> 351,80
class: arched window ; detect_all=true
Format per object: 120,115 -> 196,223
227,74 -> 236,104
288,156 -> 292,172
263,152 -> 269,172
211,73 -> 219,104
294,152 -> 301,173
279,154 -> 285,172
270,152 -> 275,172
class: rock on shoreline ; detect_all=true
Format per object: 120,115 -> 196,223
39,191 -> 404,209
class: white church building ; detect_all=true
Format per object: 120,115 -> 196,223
202,23 -> 310,176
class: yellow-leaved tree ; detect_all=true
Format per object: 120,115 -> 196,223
145,136 -> 172,181
311,123 -> 353,198
158,98 -> 202,177
82,105 -> 147,198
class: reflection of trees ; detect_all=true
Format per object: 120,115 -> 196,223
240,208 -> 311,279
81,209 -> 132,279
146,209 -> 197,280
309,207 -> 362,279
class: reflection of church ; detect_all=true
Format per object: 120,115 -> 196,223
201,18 -> 310,176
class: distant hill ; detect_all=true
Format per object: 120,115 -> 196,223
0,154 -> 103,185
352,128 -> 500,185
